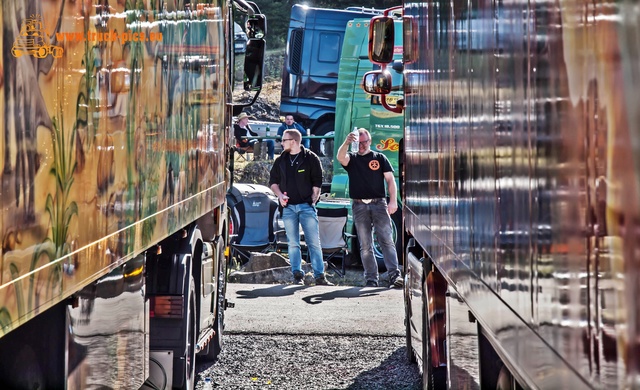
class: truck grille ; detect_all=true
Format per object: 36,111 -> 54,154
289,29 -> 303,75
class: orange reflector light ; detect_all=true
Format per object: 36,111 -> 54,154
124,266 -> 143,278
150,295 -> 183,318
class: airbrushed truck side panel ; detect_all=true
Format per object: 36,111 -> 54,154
0,1 -> 232,387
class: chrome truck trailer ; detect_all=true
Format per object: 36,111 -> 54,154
365,1 -> 640,388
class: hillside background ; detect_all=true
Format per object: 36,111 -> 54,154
234,1 -> 402,122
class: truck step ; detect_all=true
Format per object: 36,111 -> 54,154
196,328 -> 215,353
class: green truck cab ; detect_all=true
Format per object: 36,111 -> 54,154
320,15 -> 404,266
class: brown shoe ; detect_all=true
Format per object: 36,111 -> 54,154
315,275 -> 334,286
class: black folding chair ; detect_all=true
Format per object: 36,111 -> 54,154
317,206 -> 355,277
234,141 -> 254,161
229,191 -> 278,264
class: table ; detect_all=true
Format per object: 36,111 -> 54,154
246,135 -> 334,160
248,135 -> 334,141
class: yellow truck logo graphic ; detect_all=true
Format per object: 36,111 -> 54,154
12,15 -> 63,59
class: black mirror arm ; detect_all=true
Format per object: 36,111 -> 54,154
245,1 -> 261,14
234,0 -> 257,15
232,87 -> 263,116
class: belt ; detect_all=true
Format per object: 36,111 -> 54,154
353,198 -> 384,204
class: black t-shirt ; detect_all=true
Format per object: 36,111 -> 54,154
342,151 -> 393,199
283,153 -> 306,204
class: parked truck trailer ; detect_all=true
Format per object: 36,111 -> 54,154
366,1 -> 640,388
0,1 -> 267,388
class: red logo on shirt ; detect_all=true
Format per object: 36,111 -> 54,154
369,160 -> 380,170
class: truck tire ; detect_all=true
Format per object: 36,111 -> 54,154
422,265 -> 447,390
202,238 -> 227,362
404,278 -> 416,363
310,121 -> 334,157
179,276 -> 197,390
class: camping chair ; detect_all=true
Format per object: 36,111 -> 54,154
234,141 -> 254,161
229,191 -> 278,264
317,206 -> 354,277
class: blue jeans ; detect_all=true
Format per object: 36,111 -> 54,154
248,139 -> 275,159
352,199 -> 400,282
281,203 -> 325,278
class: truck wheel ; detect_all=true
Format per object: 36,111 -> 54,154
404,279 -> 416,363
202,238 -> 227,361
422,265 -> 446,389
310,122 -> 334,157
180,277 -> 197,390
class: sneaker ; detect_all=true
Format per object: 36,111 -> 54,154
315,275 -> 334,286
293,272 -> 305,285
364,280 -> 379,287
390,275 -> 404,288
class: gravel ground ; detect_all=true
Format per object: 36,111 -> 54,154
196,334 -> 421,389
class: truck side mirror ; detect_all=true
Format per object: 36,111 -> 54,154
362,70 -> 392,95
246,14 -> 267,38
244,38 -> 265,91
368,15 -> 395,64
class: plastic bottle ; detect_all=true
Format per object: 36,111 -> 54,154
265,124 -> 270,137
203,377 -> 213,390
350,127 -> 359,152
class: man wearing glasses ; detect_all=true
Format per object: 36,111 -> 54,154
269,130 -> 334,286
337,128 -> 402,288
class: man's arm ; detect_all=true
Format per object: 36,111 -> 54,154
312,186 -> 321,204
270,182 -> 289,207
308,153 -> 323,204
295,123 -> 307,136
384,171 -> 398,214
277,124 -> 286,138
247,125 -> 258,137
309,153 -> 323,187
233,124 -> 242,140
337,133 -> 354,166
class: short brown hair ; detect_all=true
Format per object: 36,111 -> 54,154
283,129 -> 301,143
358,128 -> 371,141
